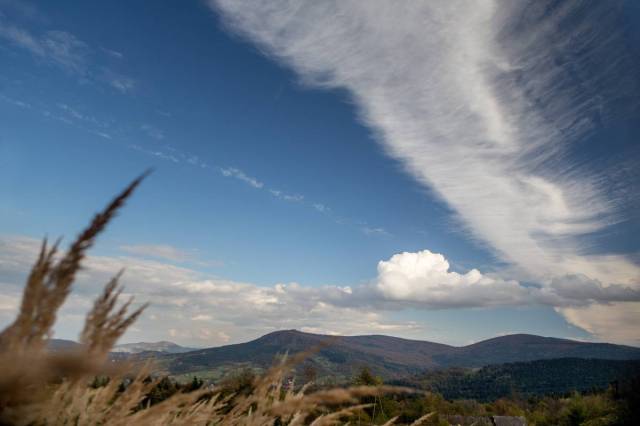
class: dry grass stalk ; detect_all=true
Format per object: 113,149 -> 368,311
0,172 -> 149,355
0,174 -> 148,418
80,271 -> 148,359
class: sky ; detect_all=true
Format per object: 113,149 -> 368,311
0,0 -> 639,347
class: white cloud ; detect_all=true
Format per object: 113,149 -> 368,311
558,303 -> 640,346
361,227 -> 389,237
269,189 -> 303,202
375,250 -> 527,308
313,203 -> 328,213
217,331 -> 231,343
40,30 -> 89,74
220,167 -> 264,188
0,22 -> 89,74
54,103 -> 113,136
209,0 -> 640,341
130,144 -> 180,163
119,244 -> 192,262
373,250 -> 640,310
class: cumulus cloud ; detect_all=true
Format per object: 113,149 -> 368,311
375,250 -> 527,308
373,250 -> 640,310
209,0 -> 640,341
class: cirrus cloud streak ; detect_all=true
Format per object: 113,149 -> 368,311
209,0 -> 640,344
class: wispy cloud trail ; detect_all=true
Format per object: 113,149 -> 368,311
210,0 -> 638,278
126,141 -> 387,235
269,189 -> 303,202
0,16 -> 135,92
220,167 -> 264,188
0,24 -> 89,74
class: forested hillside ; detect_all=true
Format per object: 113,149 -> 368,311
392,358 -> 640,401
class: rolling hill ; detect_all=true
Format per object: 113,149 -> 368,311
161,330 -> 640,382
431,333 -> 640,366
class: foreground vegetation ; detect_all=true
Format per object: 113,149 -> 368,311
382,375 -> 640,425
141,365 -> 638,425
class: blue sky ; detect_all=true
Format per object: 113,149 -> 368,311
1,0 -> 639,347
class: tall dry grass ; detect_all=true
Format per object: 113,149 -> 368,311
0,176 -> 427,425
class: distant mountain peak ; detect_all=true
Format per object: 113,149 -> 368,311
112,341 -> 197,354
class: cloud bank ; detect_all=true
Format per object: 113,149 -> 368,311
209,0 -> 640,338
374,250 -> 640,310
1,236 -> 638,345
0,236 -> 422,346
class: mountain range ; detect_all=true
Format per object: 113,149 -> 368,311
158,330 -> 640,382
48,339 -> 195,354
49,330 -> 640,383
